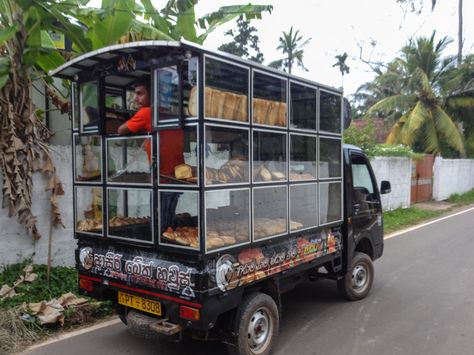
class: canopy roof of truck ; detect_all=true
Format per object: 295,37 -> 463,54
49,41 -> 342,94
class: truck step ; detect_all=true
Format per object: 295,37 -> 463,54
150,319 -> 183,336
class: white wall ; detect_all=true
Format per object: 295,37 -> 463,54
0,146 -> 75,266
370,157 -> 412,211
432,157 -> 474,201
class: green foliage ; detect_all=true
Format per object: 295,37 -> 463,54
0,263 -> 78,309
366,144 -> 423,158
269,26 -> 311,74
384,207 -> 443,234
218,16 -> 264,63
343,119 -> 376,151
447,188 -> 474,205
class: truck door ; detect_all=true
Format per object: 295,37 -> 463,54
349,152 -> 383,253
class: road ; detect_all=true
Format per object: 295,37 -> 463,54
23,207 -> 474,355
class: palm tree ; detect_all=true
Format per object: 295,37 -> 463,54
366,32 -> 474,156
333,52 -> 350,88
269,26 -> 311,74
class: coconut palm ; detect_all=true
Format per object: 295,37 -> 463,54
269,26 -> 311,74
366,32 -> 474,156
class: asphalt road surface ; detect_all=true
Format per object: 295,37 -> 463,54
23,207 -> 474,355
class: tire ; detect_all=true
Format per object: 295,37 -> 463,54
337,252 -> 374,301
116,305 -> 127,325
226,293 -> 279,355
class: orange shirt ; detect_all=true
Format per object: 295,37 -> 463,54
126,107 -> 184,177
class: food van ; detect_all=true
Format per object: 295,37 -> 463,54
50,40 -> 391,355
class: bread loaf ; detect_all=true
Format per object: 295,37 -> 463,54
188,86 -> 198,116
174,164 -> 192,179
235,95 -> 248,121
277,102 -> 287,126
223,92 -> 239,119
210,89 -> 225,118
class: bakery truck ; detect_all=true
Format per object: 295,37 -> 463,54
50,40 -> 391,355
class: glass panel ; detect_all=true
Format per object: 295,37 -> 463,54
75,135 -> 102,182
206,189 -> 250,251
159,126 -> 197,185
108,188 -> 152,242
156,58 -> 198,123
319,138 -> 342,179
104,87 -> 131,134
320,91 -> 341,133
320,182 -> 342,224
290,184 -> 318,231
253,131 -> 287,182
205,126 -> 249,185
204,58 -> 249,122
253,72 -> 287,127
107,137 -> 151,184
160,191 -> 199,249
290,134 -> 316,181
290,83 -> 316,130
72,82 -> 79,130
352,162 -> 374,194
75,186 -> 103,234
254,186 -> 287,239
80,81 -> 99,131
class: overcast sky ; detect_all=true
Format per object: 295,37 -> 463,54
196,0 -> 474,97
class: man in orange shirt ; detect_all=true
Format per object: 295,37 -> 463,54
117,81 -> 185,178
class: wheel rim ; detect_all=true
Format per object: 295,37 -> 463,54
351,263 -> 369,292
247,307 -> 272,354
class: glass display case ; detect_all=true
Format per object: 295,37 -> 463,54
253,130 -> 287,182
107,136 -> 152,185
253,71 -> 287,127
290,133 -> 317,181
74,134 -> 102,183
290,82 -> 316,131
205,125 -> 249,185
319,137 -> 342,179
254,186 -> 288,240
205,189 -> 250,251
290,183 -> 318,231
107,188 -> 153,242
80,81 -> 99,132
75,186 -> 103,235
319,90 -> 341,134
204,57 -> 249,123
319,182 -> 342,225
160,191 -> 199,249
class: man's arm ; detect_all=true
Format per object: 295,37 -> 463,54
117,122 -> 131,135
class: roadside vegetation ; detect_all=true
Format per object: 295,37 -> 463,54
384,188 -> 474,234
0,259 -> 112,354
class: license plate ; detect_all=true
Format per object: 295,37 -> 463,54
118,291 -> 162,316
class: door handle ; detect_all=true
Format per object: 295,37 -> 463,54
353,203 -> 361,215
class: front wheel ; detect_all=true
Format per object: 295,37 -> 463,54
226,292 -> 279,355
337,252 -> 374,301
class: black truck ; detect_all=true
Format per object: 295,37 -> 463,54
51,40 -> 391,355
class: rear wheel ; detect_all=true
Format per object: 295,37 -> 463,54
226,292 -> 279,355
337,252 -> 374,301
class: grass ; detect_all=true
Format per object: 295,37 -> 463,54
384,188 -> 474,234
447,188 -> 474,205
383,207 -> 444,234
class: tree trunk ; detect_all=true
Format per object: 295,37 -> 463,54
457,0 -> 463,67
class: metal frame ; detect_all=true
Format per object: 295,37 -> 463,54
158,189 -> 200,251
318,181 -> 343,226
106,186 -> 155,244
73,133 -> 103,185
251,68 -> 288,130
74,185 -> 104,237
318,135 -> 343,180
318,88 -> 343,136
289,182 -> 319,232
251,127 -> 288,185
289,131 -> 318,182
105,134 -> 154,187
252,184 -> 289,242
204,187 -> 251,254
204,122 -> 251,188
289,80 -> 318,133
203,54 -> 250,126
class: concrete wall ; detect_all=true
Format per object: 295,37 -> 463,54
432,157 -> 474,201
0,146 -> 75,267
370,157 -> 412,211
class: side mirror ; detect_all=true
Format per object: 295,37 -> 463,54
380,180 -> 391,194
